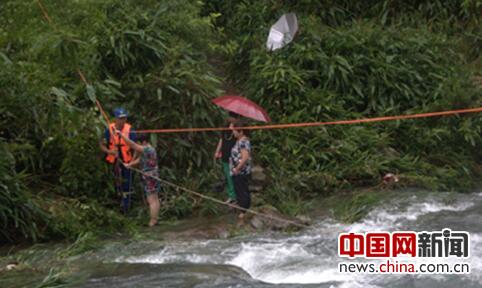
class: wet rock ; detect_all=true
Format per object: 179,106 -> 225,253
162,224 -> 231,241
295,214 -> 312,225
6,264 -> 17,271
0,261 -> 19,273
250,214 -> 265,230
249,185 -> 263,192
217,229 -> 230,239
248,205 -> 305,231
84,262 -> 254,287
251,165 -> 266,182
250,165 -> 267,193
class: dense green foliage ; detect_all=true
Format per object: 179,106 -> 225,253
206,0 -> 481,205
0,0 -> 481,243
1,0 -> 222,243
0,143 -> 45,242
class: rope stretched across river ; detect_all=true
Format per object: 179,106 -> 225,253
134,106 -> 482,134
124,163 -> 310,229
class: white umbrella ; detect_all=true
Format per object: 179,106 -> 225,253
266,13 -> 298,51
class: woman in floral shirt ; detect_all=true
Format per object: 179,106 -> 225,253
230,121 -> 252,221
117,131 -> 160,227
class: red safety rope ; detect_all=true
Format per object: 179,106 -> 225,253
135,107 -> 482,134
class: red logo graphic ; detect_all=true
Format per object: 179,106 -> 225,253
366,233 -> 390,257
339,233 -> 364,258
339,231 -> 417,258
393,233 -> 416,257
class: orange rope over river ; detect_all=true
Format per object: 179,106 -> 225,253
134,107 -> 482,134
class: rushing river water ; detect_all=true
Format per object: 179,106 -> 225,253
77,190 -> 482,288
3,190 -> 482,287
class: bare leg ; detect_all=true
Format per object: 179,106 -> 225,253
147,193 -> 160,227
237,212 -> 245,226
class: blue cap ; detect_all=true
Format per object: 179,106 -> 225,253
114,107 -> 128,118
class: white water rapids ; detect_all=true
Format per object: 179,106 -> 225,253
111,191 -> 482,287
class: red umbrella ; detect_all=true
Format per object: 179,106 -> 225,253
212,95 -> 271,123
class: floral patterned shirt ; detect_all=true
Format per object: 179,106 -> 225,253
140,145 -> 159,194
141,146 -> 158,172
230,138 -> 252,176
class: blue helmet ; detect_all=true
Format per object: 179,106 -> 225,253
113,107 -> 128,118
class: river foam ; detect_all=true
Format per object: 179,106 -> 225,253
115,191 -> 482,287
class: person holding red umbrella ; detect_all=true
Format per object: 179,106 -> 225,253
212,95 -> 271,123
211,95 -> 268,220
214,112 -> 239,203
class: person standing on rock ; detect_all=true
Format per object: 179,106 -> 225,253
230,120 -> 252,222
214,112 -> 239,203
117,132 -> 161,227
99,107 -> 136,214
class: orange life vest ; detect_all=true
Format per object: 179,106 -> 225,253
105,123 -> 133,164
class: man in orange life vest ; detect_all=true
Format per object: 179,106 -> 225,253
99,107 -> 136,214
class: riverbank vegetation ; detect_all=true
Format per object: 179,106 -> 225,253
1,0 -> 481,244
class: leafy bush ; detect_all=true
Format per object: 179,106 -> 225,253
0,0 -> 224,242
0,141 -> 46,243
39,196 -> 132,240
